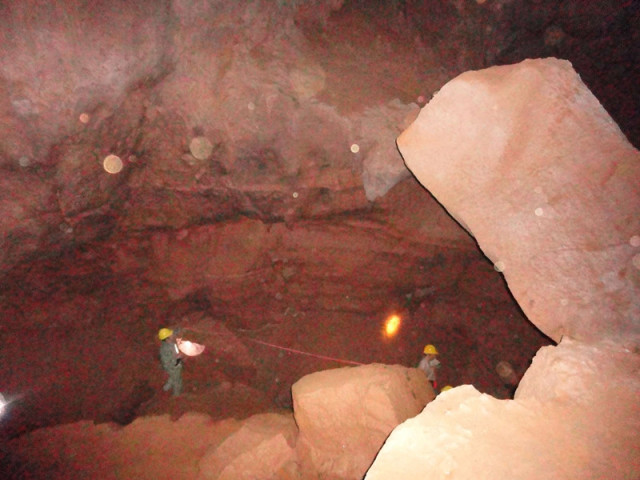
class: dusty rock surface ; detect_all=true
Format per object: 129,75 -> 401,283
1,0 -> 548,442
292,363 -> 434,480
366,339 -> 640,480
4,364 -> 432,480
369,58 -> 640,479
0,1 -> 637,479
3,413 -> 239,479
398,58 -> 640,345
197,413 -> 298,480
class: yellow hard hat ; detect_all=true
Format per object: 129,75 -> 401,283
423,344 -> 438,355
441,385 -> 453,392
158,328 -> 174,340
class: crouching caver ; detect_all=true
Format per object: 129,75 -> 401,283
158,328 -> 183,396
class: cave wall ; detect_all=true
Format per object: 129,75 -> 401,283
0,0 -> 637,470
1,0 -> 637,273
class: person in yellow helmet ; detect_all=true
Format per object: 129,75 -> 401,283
417,344 -> 441,389
158,327 -> 183,396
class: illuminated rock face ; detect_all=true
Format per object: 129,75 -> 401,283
367,58 -> 640,480
365,340 -> 640,480
398,58 -> 640,345
366,339 -> 640,480
197,413 -> 298,480
6,365 -> 434,480
292,364 -> 435,480
0,1 -> 637,478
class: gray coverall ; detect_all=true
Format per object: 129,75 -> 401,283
160,339 -> 183,396
418,356 -> 441,383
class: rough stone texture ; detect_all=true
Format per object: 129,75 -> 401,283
494,0 -> 639,145
292,363 -> 434,480
359,99 -> 419,201
197,413 -> 298,480
398,58 -> 640,345
366,339 -> 640,480
6,368 -> 435,480
0,0 -> 170,164
6,412 -> 300,480
1,1 -> 636,478
4,413 -> 240,479
366,57 -> 640,480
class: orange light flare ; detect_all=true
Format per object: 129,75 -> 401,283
384,314 -> 401,338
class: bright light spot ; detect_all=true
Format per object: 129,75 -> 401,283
247,102 -> 256,110
630,235 -> 640,247
384,314 -> 401,337
560,298 -> 568,306
292,192 -> 299,198
103,154 -> 123,174
632,253 -> 640,270
79,113 -> 90,124
534,207 -> 544,216
0,392 -> 15,418
189,136 -> 214,161
18,156 -> 31,167
0,392 -> 24,417
494,260 -> 505,272
177,339 -> 206,356
350,143 -> 360,153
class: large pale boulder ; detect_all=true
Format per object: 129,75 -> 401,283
366,339 -> 640,480
366,57 -> 640,480
292,363 -> 434,480
397,58 -> 640,345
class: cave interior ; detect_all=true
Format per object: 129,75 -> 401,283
0,0 -> 637,450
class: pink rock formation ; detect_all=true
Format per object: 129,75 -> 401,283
6,413 -> 239,479
398,58 -> 640,345
197,413 -> 298,480
292,363 -> 434,479
366,339 -> 639,480
7,363 -> 435,479
366,58 -> 640,479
